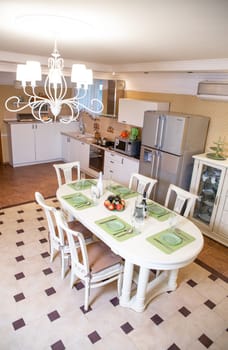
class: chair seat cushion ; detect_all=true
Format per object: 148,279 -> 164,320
68,220 -> 93,241
86,241 -> 122,274
54,220 -> 93,245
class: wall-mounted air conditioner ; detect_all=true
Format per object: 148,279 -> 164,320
197,81 -> 228,101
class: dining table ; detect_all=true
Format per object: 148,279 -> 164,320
56,179 -> 204,312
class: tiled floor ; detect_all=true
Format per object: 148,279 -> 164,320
0,198 -> 227,349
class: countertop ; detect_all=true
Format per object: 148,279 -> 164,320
61,131 -> 140,161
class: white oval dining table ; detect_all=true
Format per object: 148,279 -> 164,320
56,181 -> 204,312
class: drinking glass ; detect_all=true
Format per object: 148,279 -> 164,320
90,185 -> 99,204
131,198 -> 144,233
81,172 -> 86,189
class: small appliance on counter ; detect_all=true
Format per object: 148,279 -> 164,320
114,137 -> 141,157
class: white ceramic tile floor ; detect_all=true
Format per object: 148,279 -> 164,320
0,199 -> 227,350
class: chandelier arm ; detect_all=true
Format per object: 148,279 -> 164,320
5,41 -> 104,124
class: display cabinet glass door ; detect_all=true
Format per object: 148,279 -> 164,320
193,164 -> 222,226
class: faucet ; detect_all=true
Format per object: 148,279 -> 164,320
79,116 -> 85,134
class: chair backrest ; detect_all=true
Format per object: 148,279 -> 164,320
35,191 -> 64,246
53,161 -> 81,187
54,209 -> 89,279
129,173 -> 158,198
164,184 -> 199,217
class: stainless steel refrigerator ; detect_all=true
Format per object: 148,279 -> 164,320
139,111 -> 210,204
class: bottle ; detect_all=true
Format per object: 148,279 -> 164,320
97,171 -> 103,198
141,191 -> 147,218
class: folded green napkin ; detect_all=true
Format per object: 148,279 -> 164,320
108,185 -> 138,199
95,215 -> 137,241
62,192 -> 94,210
146,228 -> 195,254
68,179 -> 96,191
147,203 -> 171,222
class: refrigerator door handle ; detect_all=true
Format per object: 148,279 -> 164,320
158,115 -> 165,148
150,151 -> 155,177
154,151 -> 160,179
154,117 -> 160,148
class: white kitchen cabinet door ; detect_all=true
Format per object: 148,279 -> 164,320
9,123 -> 36,165
118,98 -> 169,127
121,157 -> 139,186
104,151 -> 139,186
104,151 -> 123,182
78,141 -> 90,172
62,135 -> 78,162
35,123 -> 62,161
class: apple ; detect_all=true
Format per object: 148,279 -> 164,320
116,203 -> 123,211
108,203 -> 115,211
104,200 -> 111,207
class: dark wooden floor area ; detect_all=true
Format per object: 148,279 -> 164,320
0,162 -> 58,208
0,162 -> 227,280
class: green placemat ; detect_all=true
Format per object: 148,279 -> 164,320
68,179 -> 96,191
108,185 -> 138,199
147,203 -> 172,222
62,192 -> 94,210
95,215 -> 138,241
146,228 -> 196,254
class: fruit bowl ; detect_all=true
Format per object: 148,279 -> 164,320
104,195 -> 125,211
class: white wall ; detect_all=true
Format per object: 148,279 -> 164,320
118,71 -> 228,95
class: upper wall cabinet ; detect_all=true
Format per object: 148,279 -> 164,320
118,98 -> 170,127
77,79 -> 125,118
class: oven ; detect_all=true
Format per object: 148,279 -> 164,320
89,145 -> 104,173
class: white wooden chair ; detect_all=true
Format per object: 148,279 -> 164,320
55,209 -> 123,311
35,192 -> 93,279
129,173 -> 158,199
53,161 -> 81,187
164,184 -> 199,217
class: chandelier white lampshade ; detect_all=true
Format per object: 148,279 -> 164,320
5,42 -> 104,124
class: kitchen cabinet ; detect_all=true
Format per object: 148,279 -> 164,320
62,135 -> 78,162
190,154 -> 228,246
104,150 -> 139,186
7,122 -> 77,167
62,136 -> 89,173
118,98 -> 169,127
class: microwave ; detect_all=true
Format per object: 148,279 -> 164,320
114,138 -> 141,157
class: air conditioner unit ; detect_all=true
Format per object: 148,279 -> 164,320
197,81 -> 228,101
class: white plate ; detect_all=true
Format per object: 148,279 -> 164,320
106,220 -> 125,232
162,232 -> 182,246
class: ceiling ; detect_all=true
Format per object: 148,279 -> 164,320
1,0 -> 228,74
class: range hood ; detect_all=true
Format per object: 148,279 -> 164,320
197,81 -> 228,101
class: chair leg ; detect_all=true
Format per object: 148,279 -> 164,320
70,269 -> 75,288
84,279 -> 90,311
117,272 -> 123,297
50,243 -> 55,262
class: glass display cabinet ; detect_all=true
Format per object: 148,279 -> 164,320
190,154 -> 228,246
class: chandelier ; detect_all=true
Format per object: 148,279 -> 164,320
5,41 -> 104,123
